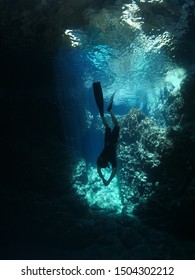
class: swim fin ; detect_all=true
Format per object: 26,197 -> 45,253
107,91 -> 116,112
93,82 -> 104,117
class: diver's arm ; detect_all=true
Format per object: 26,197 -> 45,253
97,166 -> 117,186
106,167 -> 117,185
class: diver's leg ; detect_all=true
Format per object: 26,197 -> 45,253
101,116 -> 110,128
93,82 -> 104,117
107,92 -> 116,112
109,110 -> 119,126
107,92 -> 118,126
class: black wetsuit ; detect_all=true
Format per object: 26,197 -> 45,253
99,126 -> 120,167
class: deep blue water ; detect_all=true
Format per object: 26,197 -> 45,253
2,0 -> 195,260
53,46 -> 190,165
49,0 -> 195,217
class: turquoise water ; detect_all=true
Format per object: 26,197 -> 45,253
57,0 -> 195,213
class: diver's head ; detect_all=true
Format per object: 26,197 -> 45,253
97,156 -> 109,168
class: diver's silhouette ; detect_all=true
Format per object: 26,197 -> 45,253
93,82 -> 120,186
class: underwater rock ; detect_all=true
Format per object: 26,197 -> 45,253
120,0 -> 194,40
118,227 -> 140,249
132,78 -> 195,238
163,90 -> 184,126
72,163 -> 123,213
84,6 -> 136,48
0,0 -> 93,50
1,0 -> 194,51
118,108 -> 173,212
72,158 -> 88,186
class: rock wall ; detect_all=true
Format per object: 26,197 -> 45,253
123,78 -> 195,239
1,0 -> 194,51
117,108 -> 173,212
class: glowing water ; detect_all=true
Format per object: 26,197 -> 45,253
72,166 -> 123,213
64,1 -> 194,119
64,0 -> 194,213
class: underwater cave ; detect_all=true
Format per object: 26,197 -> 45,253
1,0 -> 195,260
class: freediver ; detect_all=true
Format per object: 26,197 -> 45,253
93,82 -> 120,186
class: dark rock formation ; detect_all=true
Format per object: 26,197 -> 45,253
133,78 -> 195,240
116,75 -> 195,240
118,108 -> 173,210
1,0 -> 194,51
0,0 -> 93,51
